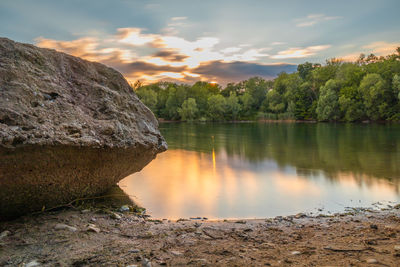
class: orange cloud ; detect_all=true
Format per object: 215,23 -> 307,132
339,41 -> 400,62
35,28 -> 293,84
271,45 -> 331,59
295,14 -> 342,27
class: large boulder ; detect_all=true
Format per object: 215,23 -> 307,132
0,37 -> 167,219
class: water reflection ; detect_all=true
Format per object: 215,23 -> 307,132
119,123 -> 400,219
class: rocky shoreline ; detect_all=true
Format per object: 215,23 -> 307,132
1,204 -> 399,266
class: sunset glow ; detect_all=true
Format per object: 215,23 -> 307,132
2,0 -> 399,84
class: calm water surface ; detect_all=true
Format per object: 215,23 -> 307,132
119,123 -> 400,219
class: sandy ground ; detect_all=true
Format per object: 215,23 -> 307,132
1,204 -> 400,267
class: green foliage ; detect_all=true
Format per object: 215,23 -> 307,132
359,73 -> 388,120
207,95 -> 227,121
263,90 -> 285,113
225,92 -> 241,120
316,79 -> 340,121
178,98 -> 198,121
338,86 -> 365,122
239,92 -> 255,118
134,47 -> 400,122
136,88 -> 157,112
297,62 -> 313,80
393,74 -> 400,100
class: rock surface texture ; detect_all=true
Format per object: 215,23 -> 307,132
0,37 -> 167,219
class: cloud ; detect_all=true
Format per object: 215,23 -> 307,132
271,42 -> 286,46
36,27 -> 295,84
171,16 -> 187,21
271,45 -> 331,59
362,41 -> 400,55
339,41 -> 400,61
152,50 -> 189,62
295,14 -> 341,27
192,61 -> 297,84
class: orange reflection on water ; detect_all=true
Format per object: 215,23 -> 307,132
119,149 -> 400,219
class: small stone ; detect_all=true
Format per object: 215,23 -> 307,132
366,258 -> 378,264
370,224 -> 378,230
142,258 -> 152,267
126,265 -> 138,267
171,250 -> 183,256
394,245 -> 400,251
291,251 -> 301,255
0,230 -> 11,239
87,224 -> 101,233
129,249 -> 140,253
81,209 -> 90,214
294,213 -> 306,219
235,220 -> 247,224
55,223 -> 77,232
25,260 -> 40,267
119,205 -> 130,212
110,212 -> 122,220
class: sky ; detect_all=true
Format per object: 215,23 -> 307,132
1,0 -> 399,85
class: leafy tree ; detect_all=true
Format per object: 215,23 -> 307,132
338,85 -> 365,122
336,63 -> 365,87
136,88 -> 157,113
244,77 -> 269,110
359,73 -> 388,120
178,98 -> 198,121
297,62 -> 313,80
207,95 -> 226,121
287,82 -> 315,120
311,59 -> 341,90
239,92 -> 254,117
225,92 -> 241,120
263,90 -> 285,113
316,79 -> 340,121
393,74 -> 400,101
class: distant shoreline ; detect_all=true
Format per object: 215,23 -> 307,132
158,119 -> 399,124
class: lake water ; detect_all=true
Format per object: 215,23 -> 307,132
119,123 -> 400,219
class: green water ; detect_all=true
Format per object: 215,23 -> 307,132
120,123 -> 400,219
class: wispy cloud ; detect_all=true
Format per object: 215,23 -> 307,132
271,42 -> 286,46
339,41 -> 400,61
295,14 -> 342,27
271,45 -> 331,59
171,16 -> 187,21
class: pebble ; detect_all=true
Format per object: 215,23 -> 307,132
87,224 -> 101,233
119,205 -> 130,212
110,212 -> 122,220
370,224 -> 378,230
25,260 -> 40,267
394,245 -> 400,251
171,250 -> 183,256
54,223 -> 77,232
142,258 -> 152,267
126,265 -> 138,267
194,222 -> 202,228
294,213 -> 306,219
366,258 -> 378,264
0,230 -> 11,239
81,209 -> 90,214
291,251 -> 301,255
129,249 -> 140,253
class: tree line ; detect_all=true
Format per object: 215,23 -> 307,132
134,48 -> 400,122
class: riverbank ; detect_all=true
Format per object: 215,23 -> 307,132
1,206 -> 400,266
